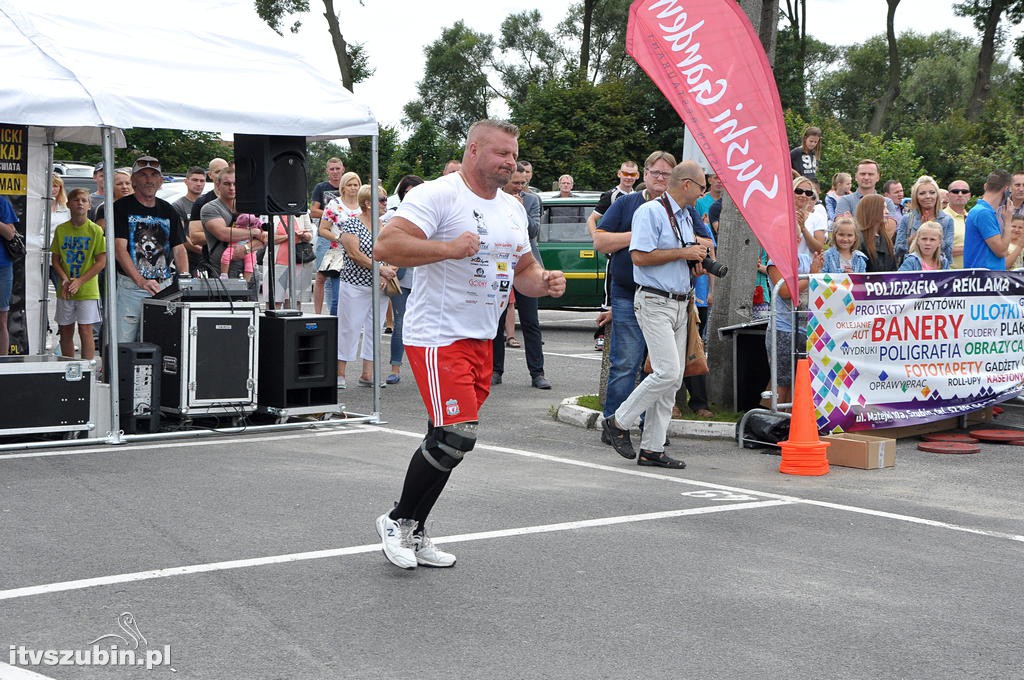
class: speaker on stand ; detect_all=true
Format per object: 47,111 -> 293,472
234,134 -> 308,315
234,134 -> 308,215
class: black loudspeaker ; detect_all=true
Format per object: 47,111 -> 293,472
234,134 -> 308,215
258,314 -> 337,409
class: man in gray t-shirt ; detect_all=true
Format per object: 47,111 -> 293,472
833,159 -> 900,231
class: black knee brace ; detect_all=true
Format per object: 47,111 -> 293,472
420,421 -> 478,472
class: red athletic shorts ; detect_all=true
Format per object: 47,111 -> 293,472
406,339 -> 493,427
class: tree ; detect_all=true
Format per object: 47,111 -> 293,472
255,0 -> 371,93
120,129 -> 228,173
511,78 -> 649,190
955,0 -> 1024,121
391,102 -> 462,181
557,0 -> 633,84
493,11 -> 562,103
579,0 -> 597,77
869,0 -> 902,134
255,0 -> 308,34
410,21 -> 495,141
814,31 -> 980,139
774,28 -> 837,114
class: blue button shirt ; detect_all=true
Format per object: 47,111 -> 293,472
629,193 -> 695,295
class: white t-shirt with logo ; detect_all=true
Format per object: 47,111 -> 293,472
396,172 -> 529,347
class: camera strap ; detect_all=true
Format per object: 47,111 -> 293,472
659,194 -> 685,245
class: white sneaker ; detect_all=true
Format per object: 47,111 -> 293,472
375,513 -> 417,569
414,532 -> 456,568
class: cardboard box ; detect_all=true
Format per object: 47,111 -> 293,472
822,433 -> 896,469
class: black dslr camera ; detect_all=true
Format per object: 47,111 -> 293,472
684,242 -> 728,278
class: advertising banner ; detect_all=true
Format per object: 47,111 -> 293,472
626,0 -> 798,294
0,123 -> 29,355
807,270 -> 1024,432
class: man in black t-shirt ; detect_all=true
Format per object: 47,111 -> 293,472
113,156 -> 187,343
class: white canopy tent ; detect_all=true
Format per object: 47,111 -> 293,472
0,0 -> 382,446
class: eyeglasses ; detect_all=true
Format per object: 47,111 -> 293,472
134,159 -> 160,168
794,188 -> 816,197
686,178 -> 706,192
949,189 -> 970,195
646,170 -> 671,179
619,171 -> 639,179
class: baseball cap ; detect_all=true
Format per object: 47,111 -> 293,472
131,156 -> 162,175
93,162 -> 104,174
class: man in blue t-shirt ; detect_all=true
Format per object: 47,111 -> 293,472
965,169 -> 1014,270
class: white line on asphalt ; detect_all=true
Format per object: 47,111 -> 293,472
541,351 -> 603,360
0,426 -> 377,461
0,661 -> 58,679
372,426 -> 1024,545
0,501 -> 791,602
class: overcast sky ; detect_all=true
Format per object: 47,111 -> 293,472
280,1 -> 992,133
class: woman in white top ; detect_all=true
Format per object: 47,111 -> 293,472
316,171 -> 361,315
794,176 -> 826,256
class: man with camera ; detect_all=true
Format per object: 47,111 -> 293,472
601,161 -> 717,468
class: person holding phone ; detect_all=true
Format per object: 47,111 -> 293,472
964,170 -> 1016,270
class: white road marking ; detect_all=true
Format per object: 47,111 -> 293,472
373,426 -> 1024,544
2,424 -> 1022,607
541,351 -> 604,360
0,501 -> 790,602
0,662 -> 58,679
0,426 -> 377,462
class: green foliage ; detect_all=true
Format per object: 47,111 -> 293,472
56,129 -> 227,174
785,110 -> 924,189
390,102 -> 462,182
512,78 -> 649,190
118,129 -> 228,174
254,0 -> 308,34
414,21 -> 494,141
347,42 -> 375,85
556,0 -> 633,83
774,28 -> 838,115
494,11 -> 564,102
814,31 -> 980,137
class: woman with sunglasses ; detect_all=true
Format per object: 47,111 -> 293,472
894,175 -> 953,265
794,176 -> 826,257
335,184 -> 397,389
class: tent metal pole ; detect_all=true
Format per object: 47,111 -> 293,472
37,128 -> 56,354
100,128 -> 123,444
369,134 -> 381,421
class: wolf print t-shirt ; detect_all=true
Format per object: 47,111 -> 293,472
113,195 -> 184,280
395,171 -> 529,346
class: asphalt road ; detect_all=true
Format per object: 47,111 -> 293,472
1,311 -> 1022,679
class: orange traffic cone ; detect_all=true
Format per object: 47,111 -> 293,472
779,358 -> 829,476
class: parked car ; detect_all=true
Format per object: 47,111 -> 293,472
52,161 -> 95,177
534,190 -> 605,310
156,180 -> 213,205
